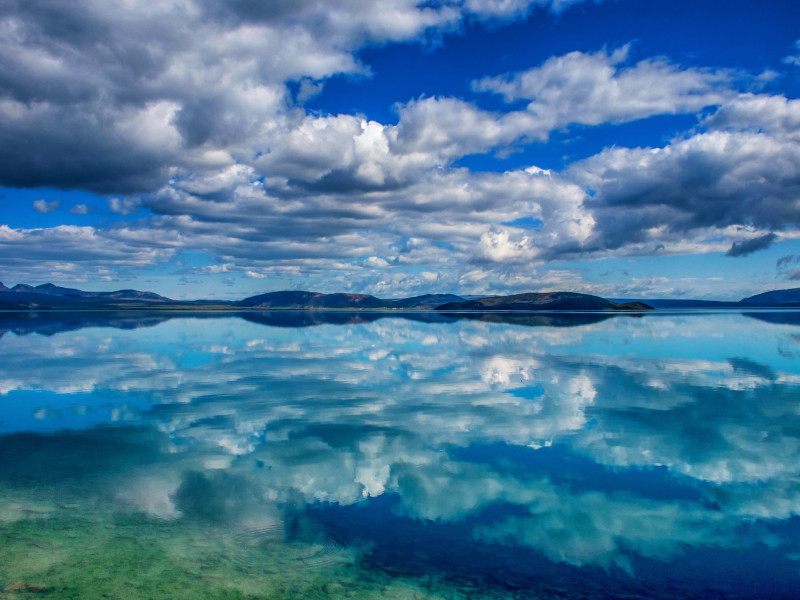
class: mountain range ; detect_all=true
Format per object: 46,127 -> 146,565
434,292 -> 651,311
0,282 -> 169,301
2,282 -> 800,311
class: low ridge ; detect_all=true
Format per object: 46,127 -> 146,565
436,292 -> 652,311
235,290 -> 652,311
0,282 -> 173,309
11,282 -> 800,312
740,287 -> 800,306
234,291 -> 465,309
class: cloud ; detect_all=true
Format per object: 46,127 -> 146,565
393,96 -> 543,156
392,46 -> 734,164
783,39 -> 800,67
69,204 -> 93,215
703,94 -> 800,141
5,112 -> 795,294
726,232 -> 777,257
568,128 -> 800,255
0,0 -> 582,195
32,199 -> 60,213
0,223 -> 178,283
777,255 -> 799,268
473,46 -> 731,129
364,256 -> 390,268
1,0 -> 797,295
108,197 -> 143,216
463,0 -> 582,19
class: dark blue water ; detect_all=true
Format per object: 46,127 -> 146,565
0,310 -> 798,598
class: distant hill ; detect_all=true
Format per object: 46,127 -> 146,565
0,282 -> 175,310
234,291 -> 466,310
387,294 -> 465,309
235,291 -> 383,309
739,288 -> 800,306
7,282 -> 170,301
435,292 -> 652,311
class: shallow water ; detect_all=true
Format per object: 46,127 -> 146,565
1,309 -> 799,599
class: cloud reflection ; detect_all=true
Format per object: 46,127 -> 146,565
1,311 -> 800,577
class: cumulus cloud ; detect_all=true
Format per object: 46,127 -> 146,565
2,0 -> 799,293
0,0 -> 583,195
783,39 -> 800,67
364,256 -> 391,268
703,94 -> 800,141
108,197 -> 143,215
69,204 -> 93,215
568,129 -> 800,255
32,199 -> 60,213
393,96 -> 542,156
473,46 -> 731,129
0,223 -> 178,284
463,0 -> 581,19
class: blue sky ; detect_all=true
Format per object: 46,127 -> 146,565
1,0 -> 800,300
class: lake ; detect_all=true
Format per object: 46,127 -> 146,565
1,309 -> 799,599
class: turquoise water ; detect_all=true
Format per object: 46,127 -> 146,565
0,310 -> 799,598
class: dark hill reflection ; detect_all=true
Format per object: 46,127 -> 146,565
0,308 -> 629,338
1,311 -> 800,598
744,310 -> 800,326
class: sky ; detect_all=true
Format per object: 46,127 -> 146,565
1,0 -> 800,301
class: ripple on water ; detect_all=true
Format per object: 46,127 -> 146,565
231,519 -> 350,572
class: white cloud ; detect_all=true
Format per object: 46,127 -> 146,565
0,224 -> 177,281
703,93 -> 800,141
783,39 -> 800,67
0,0 -> 583,194
569,129 -> 800,253
364,256 -> 390,268
32,199 -> 60,213
2,3 -> 798,296
108,197 -> 143,215
473,46 -> 731,129
69,204 -> 93,215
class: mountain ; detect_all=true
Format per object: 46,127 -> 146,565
235,291 -> 382,309
0,282 -> 175,310
8,283 -> 170,301
234,291 -> 467,309
231,290 -> 655,311
20,283 -> 85,296
388,294 -> 465,309
740,288 -> 800,306
11,284 -> 36,293
435,292 -> 653,311
0,282 -> 8,292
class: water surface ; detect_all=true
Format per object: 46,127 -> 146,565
1,310 -> 799,598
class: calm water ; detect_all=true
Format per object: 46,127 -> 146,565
1,310 -> 799,599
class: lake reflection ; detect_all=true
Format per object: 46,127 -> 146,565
1,310 -> 799,598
